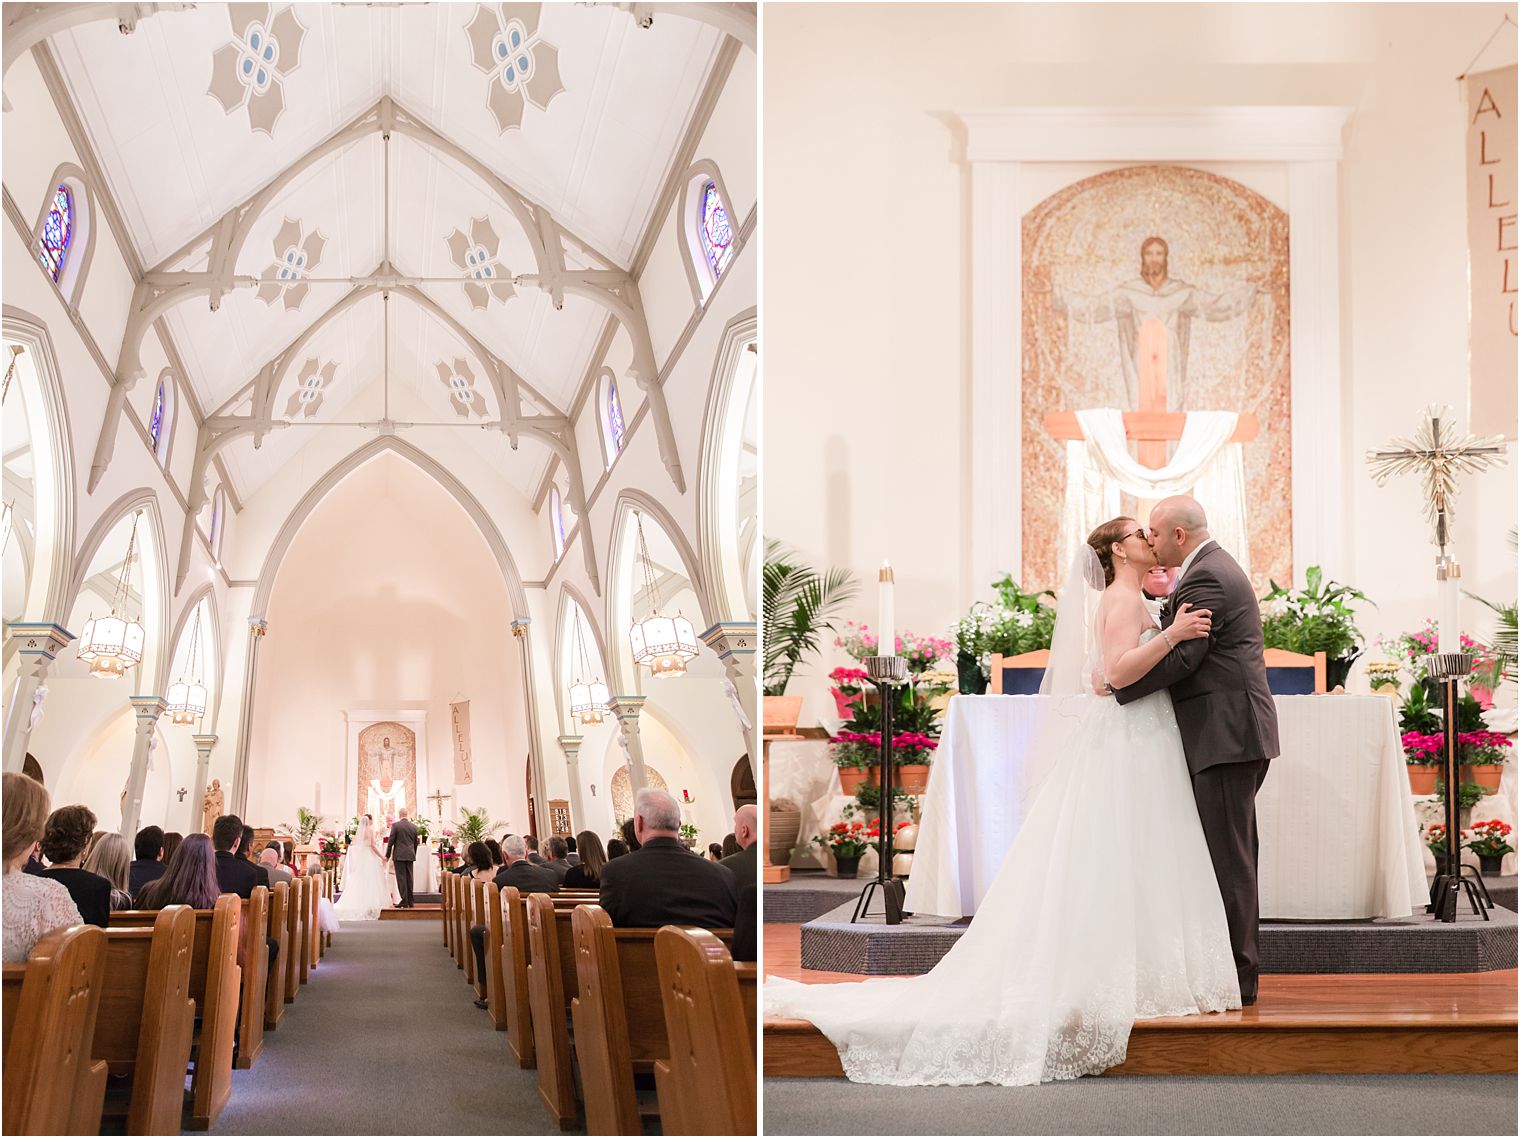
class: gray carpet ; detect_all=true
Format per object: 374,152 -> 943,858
764,1073 -> 1519,1135
208,919 -> 577,1135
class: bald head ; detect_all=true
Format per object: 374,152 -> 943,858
732,804 -> 758,850
258,847 -> 281,869
1148,495 -> 1211,569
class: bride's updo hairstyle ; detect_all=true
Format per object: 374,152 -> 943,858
1087,517 -> 1136,587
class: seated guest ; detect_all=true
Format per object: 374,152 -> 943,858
212,814 -> 264,898
599,789 -> 738,930
707,842 -> 724,862
39,804 -> 112,927
161,830 -> 183,867
137,833 -> 223,910
719,805 -> 759,887
484,838 -> 504,868
470,835 -> 558,1005
564,834 -> 581,866
240,824 -> 272,888
731,881 -> 757,963
542,835 -> 572,883
619,817 -> 641,853
465,841 -> 495,882
562,831 -> 606,889
130,825 -> 167,896
606,837 -> 628,860
84,831 -> 135,911
722,833 -> 742,859
258,847 -> 293,887
524,834 -> 546,864
3,772 -> 83,963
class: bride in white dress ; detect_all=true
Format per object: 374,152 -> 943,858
764,518 -> 1241,1086
332,815 -> 390,921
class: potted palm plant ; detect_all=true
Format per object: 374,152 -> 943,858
454,806 -> 502,849
763,540 -> 858,735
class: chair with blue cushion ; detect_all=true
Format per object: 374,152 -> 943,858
989,650 -> 1050,695
1264,648 -> 1326,694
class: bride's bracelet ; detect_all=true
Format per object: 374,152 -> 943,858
1161,629 -> 1175,649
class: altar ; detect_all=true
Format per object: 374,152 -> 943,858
903,693 -> 1428,920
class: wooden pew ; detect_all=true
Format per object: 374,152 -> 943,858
471,879 -> 488,999
483,881 -> 508,1031
234,886 -> 269,1068
454,874 -> 469,972
109,896 -> 242,1131
93,906 -> 196,1135
652,927 -> 756,1136
500,885 -> 536,1067
570,907 -> 736,1136
1,924 -> 110,1137
297,876 -> 313,985
284,875 -> 301,1004
526,892 -> 585,1129
442,870 -> 453,954
264,881 -> 288,1029
305,871 -> 320,974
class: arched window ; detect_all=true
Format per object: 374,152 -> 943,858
607,379 -> 626,456
36,186 -> 74,282
550,486 -> 566,559
148,379 -> 166,449
209,488 -> 226,559
698,181 -> 734,281
148,371 -> 173,463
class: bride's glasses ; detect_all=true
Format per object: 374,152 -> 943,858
1122,527 -> 1151,542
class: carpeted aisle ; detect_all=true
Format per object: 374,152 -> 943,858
208,919 -> 577,1135
764,1073 -> 1519,1135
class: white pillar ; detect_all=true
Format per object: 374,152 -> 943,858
556,734 -> 588,833
230,617 -> 267,815
191,733 -> 218,835
121,695 -> 167,836
700,621 -> 758,780
608,695 -> 649,793
3,623 -> 73,773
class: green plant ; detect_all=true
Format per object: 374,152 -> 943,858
678,822 -> 699,845
1260,566 -> 1373,659
1467,529 -> 1517,693
283,807 -> 323,846
413,815 -> 431,844
454,806 -> 501,848
1399,683 -> 1441,734
853,782 -> 915,813
1435,781 -> 1487,812
762,540 -> 859,696
954,577 -> 1058,692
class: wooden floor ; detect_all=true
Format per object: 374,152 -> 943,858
763,923 -> 1520,1077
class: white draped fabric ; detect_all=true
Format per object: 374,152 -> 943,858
1059,409 -> 1250,577
902,693 -> 1427,921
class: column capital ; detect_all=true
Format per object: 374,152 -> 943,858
5,622 -> 75,659
510,617 -> 532,638
556,734 -> 583,760
192,733 -> 219,757
608,694 -> 646,726
700,621 -> 756,665
248,617 -> 268,637
129,695 -> 167,724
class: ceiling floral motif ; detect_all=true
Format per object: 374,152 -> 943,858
283,358 -> 338,419
464,3 -> 567,134
255,218 -> 326,311
436,359 -> 490,418
206,3 -> 308,136
445,216 -> 516,310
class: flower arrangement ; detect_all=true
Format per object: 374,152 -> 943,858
954,577 -> 1058,693
830,730 -> 880,770
1260,567 -> 1373,683
1461,731 -> 1513,766
900,632 -> 954,675
829,665 -> 871,718
1400,731 -> 1443,767
1365,661 -> 1402,692
1467,820 -> 1514,860
413,815 -> 431,844
318,833 -> 343,863
436,828 -> 459,863
1378,619 -> 1482,684
1424,822 -> 1459,859
814,818 -> 873,859
834,621 -> 879,662
891,732 -> 939,763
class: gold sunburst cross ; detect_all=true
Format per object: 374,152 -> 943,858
1366,404 -> 1507,555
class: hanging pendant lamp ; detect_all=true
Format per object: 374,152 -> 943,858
78,511 -> 146,679
628,512 -> 699,678
568,608 -> 609,725
165,605 -> 207,725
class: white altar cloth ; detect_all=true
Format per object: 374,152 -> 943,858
903,694 -> 1428,920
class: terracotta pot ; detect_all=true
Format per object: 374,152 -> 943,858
896,764 -> 931,795
837,767 -> 870,795
1463,764 -> 1505,793
768,802 -> 802,867
763,694 -> 804,736
1407,765 -> 1438,796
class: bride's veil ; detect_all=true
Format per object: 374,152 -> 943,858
355,816 -> 373,847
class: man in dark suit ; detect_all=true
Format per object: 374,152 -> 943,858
469,834 -> 558,1006
524,834 -> 547,865
1112,495 -> 1280,1005
212,814 -> 266,898
599,788 -> 737,930
719,805 -> 758,887
542,835 -> 572,883
129,824 -> 167,897
385,810 -> 420,907
239,824 -> 272,890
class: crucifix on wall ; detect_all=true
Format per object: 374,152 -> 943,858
426,786 -> 452,823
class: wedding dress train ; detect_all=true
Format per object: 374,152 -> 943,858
764,662 -> 1240,1086
332,820 -> 389,921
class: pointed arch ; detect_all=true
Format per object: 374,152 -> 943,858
148,367 -> 176,464
32,164 -> 97,307
676,159 -> 742,304
697,309 -> 759,624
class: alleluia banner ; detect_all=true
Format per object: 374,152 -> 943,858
1466,65 -> 1517,438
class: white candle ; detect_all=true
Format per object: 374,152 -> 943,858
878,561 -> 895,659
314,781 -> 321,815
1438,560 -> 1461,655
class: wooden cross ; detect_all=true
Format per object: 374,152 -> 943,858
426,786 -> 452,816
1366,404 -> 1507,554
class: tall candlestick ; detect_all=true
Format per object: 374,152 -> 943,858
314,780 -> 321,815
1438,558 -> 1461,654
878,562 -> 895,658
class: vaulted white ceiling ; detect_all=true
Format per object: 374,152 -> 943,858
46,2 -> 726,498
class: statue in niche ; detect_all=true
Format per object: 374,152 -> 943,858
357,724 -> 416,827
201,778 -> 224,835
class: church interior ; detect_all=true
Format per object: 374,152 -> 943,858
3,2 -> 757,1134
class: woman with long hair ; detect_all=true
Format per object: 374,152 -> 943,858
161,831 -> 184,866
3,772 -> 83,963
137,834 -> 223,910
465,841 -> 495,882
563,831 -> 607,888
83,831 -> 135,910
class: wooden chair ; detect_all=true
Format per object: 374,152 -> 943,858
652,927 -> 757,1136
526,892 -> 589,1129
283,876 -> 302,1004
471,879 -> 489,1000
484,881 -> 508,1029
94,906 -> 196,1135
1264,647 -> 1328,694
989,649 -> 1051,694
264,881 -> 288,1029
570,906 -> 737,1136
110,896 -> 241,1131
234,885 -> 269,1068
500,885 -> 536,1068
1,924 -> 110,1137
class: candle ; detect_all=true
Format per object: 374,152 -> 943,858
878,561 -> 895,659
1438,559 -> 1461,655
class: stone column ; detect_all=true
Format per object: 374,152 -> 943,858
513,616 -> 551,837
121,695 -> 167,836
556,734 -> 588,834
191,733 -> 218,835
3,623 -> 73,773
608,695 -> 649,793
230,618 -> 267,816
700,621 -> 758,780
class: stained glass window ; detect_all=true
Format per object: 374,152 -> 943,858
37,186 -> 74,282
698,181 -> 734,280
607,380 -> 626,455
149,379 -> 167,450
551,487 -> 567,558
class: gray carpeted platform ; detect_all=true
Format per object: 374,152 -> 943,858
763,1073 -> 1519,1135
207,918 -> 578,1135
764,870 -> 863,922
799,897 -> 1518,975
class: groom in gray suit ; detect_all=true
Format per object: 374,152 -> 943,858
385,809 -> 420,908
1111,495 -> 1280,1005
